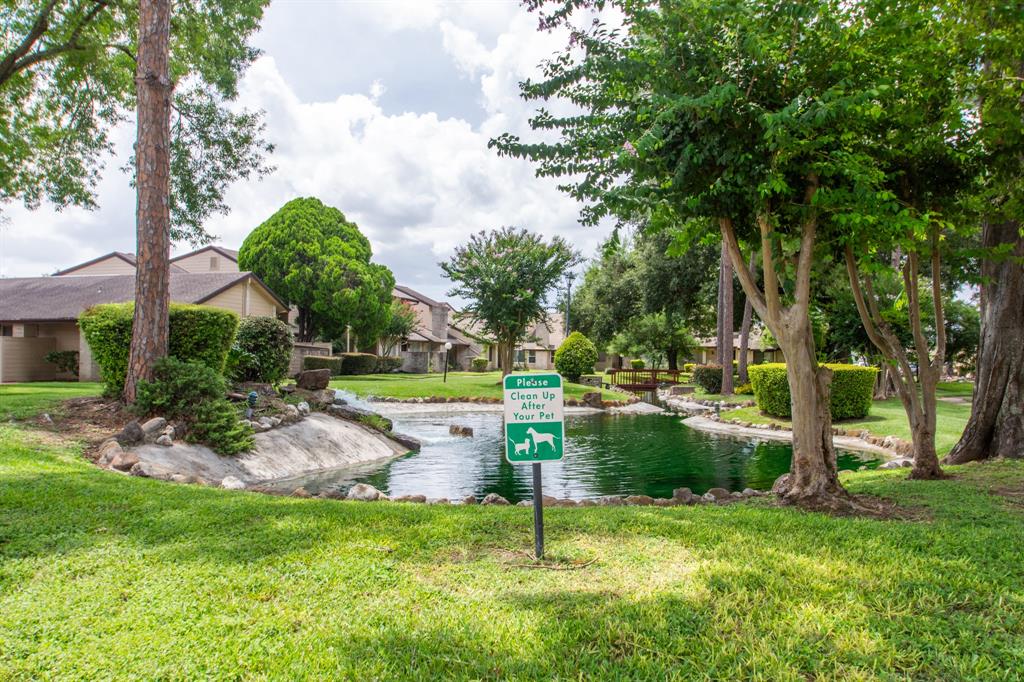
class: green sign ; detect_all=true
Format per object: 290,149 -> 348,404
503,372 -> 564,463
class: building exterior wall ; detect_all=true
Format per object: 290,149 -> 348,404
201,284 -> 247,316
57,256 -> 136,276
0,336 -> 56,382
173,251 -> 239,274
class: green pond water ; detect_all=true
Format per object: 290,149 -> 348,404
267,410 -> 881,503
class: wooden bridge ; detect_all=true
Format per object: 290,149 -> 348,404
606,368 -> 684,393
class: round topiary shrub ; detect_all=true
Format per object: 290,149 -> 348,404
554,331 -> 598,381
228,316 -> 293,384
748,363 -> 878,420
471,356 -> 489,372
630,358 -> 646,369
693,364 -> 724,393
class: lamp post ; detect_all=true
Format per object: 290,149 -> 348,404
564,271 -> 576,335
443,341 -> 452,382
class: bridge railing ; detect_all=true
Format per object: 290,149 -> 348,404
607,368 -> 684,388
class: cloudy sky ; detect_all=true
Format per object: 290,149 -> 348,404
0,0 -> 612,302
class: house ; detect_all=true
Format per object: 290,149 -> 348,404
691,330 -> 781,366
0,247 -> 288,383
388,285 -> 477,373
466,312 -> 568,372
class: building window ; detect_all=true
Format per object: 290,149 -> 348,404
400,341 -> 409,352
0,324 -> 11,337
528,350 -> 537,364
516,349 -> 525,363
209,256 -> 219,271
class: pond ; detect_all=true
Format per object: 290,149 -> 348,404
262,407 -> 881,503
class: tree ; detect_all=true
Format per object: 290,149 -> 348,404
737,252 -> 758,384
0,0 -> 273,240
610,312 -> 695,370
239,198 -> 396,344
379,300 -> 419,357
495,0 -> 913,508
441,227 -> 579,377
554,331 -> 598,381
716,244 -> 735,394
946,2 -> 1024,463
124,0 -> 172,403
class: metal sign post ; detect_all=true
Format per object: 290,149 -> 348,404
503,372 -> 564,560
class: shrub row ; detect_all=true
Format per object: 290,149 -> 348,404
302,353 -> 400,376
79,303 -> 239,396
45,350 -> 80,377
748,363 -> 878,420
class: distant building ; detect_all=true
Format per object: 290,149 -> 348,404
0,247 -> 287,383
387,285 -> 476,373
691,330 -> 781,366
459,312 -> 567,372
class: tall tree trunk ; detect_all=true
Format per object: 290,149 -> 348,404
124,0 -> 173,404
666,346 -> 678,370
946,219 -> 1024,462
720,196 -> 852,509
718,241 -> 734,394
737,252 -> 755,384
873,361 -> 898,400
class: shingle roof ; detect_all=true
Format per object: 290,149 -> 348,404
393,284 -> 443,308
170,245 -> 239,263
53,251 -> 190,275
0,272 -> 281,322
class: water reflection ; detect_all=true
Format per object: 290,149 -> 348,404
262,410 -> 880,503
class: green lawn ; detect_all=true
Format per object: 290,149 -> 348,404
2,424 -> 1023,679
332,371 -> 633,402
727,383 -> 973,455
0,381 -> 103,420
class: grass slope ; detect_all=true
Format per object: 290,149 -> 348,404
0,382 -> 103,420
2,425 -> 1022,679
332,371 -> 632,402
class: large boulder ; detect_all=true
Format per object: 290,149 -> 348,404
141,417 -> 167,442
96,439 -> 123,466
672,487 -> 695,505
481,493 -> 510,506
327,404 -> 393,432
391,433 -> 422,452
771,474 -> 791,495
346,483 -> 385,501
110,450 -> 139,472
114,421 -> 144,446
705,487 -> 731,501
296,369 -> 331,391
625,495 -> 655,506
581,391 -> 604,409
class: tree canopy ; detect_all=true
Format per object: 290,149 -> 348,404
441,227 -> 579,376
239,197 -> 395,344
0,0 -> 274,241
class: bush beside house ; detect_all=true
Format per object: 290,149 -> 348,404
79,303 -> 239,396
554,332 -> 598,381
227,316 -> 294,384
748,363 -> 878,420
693,364 -> 724,393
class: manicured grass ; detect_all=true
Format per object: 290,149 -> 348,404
691,387 -> 752,404
0,381 -> 103,420
728,389 -> 972,455
332,371 -> 633,402
938,380 -> 975,397
2,424 -> 1023,679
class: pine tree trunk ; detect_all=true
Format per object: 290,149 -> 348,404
719,242 -> 734,394
946,219 -> 1024,462
124,0 -> 173,404
666,347 -> 678,370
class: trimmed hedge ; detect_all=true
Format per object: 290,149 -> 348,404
683,363 -> 696,372
377,356 -> 403,373
79,303 -> 239,396
554,331 -> 598,381
471,357 -> 489,372
748,363 -> 878,420
228,316 -> 293,384
630,358 -> 646,369
302,356 -> 343,375
339,352 -> 379,375
45,350 -> 80,376
693,364 -> 723,393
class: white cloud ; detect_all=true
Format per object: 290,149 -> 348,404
0,1 -> 609,303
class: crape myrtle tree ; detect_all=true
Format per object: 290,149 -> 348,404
441,227 -> 580,377
495,0 -> 923,508
378,300 -> 419,358
946,1 -> 1024,463
841,1 -> 974,480
239,198 -> 396,344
